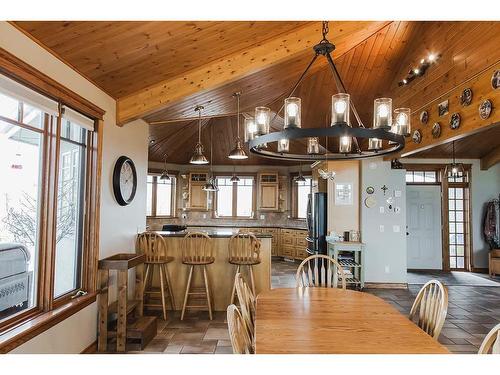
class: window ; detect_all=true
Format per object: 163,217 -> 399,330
146,174 -> 176,217
215,176 -> 255,218
293,176 -> 312,219
0,71 -> 101,334
405,170 -> 438,183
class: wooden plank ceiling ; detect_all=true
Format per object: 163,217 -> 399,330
18,20 -> 492,165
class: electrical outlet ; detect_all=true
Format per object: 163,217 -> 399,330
260,214 -> 265,220
393,225 -> 400,233
379,225 -> 385,232
385,265 -> 390,274
202,213 -> 207,219
181,213 -> 187,219
379,206 -> 385,214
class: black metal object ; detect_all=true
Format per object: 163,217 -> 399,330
112,155 -> 137,206
306,192 -> 327,255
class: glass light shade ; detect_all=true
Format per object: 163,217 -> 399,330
307,137 -> 320,155
284,97 -> 301,128
230,174 -> 240,183
448,163 -> 464,178
339,135 -> 352,153
255,106 -> 270,136
190,143 -> 209,165
244,117 -> 257,142
202,175 -> 218,192
388,123 -> 398,145
160,171 -> 170,180
277,138 -> 289,153
331,93 -> 350,125
373,98 -> 392,129
368,138 -> 382,150
294,173 -> 306,183
228,139 -> 248,160
394,108 -> 411,136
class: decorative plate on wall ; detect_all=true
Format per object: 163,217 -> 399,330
412,130 -> 422,144
432,122 -> 441,138
366,186 -> 375,195
492,70 -> 500,90
450,113 -> 461,129
420,110 -> 429,124
479,99 -> 492,120
460,88 -> 473,106
438,100 -> 449,117
364,196 -> 377,208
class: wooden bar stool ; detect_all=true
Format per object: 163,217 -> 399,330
181,232 -> 214,320
136,232 -> 175,320
229,233 -> 261,304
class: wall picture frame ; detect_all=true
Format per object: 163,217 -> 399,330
335,182 -> 353,206
438,100 -> 449,117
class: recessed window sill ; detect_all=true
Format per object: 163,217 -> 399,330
0,292 -> 96,353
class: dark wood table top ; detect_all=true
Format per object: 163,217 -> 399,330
255,288 -> 450,354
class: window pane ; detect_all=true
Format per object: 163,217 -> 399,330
448,211 -> 455,222
0,122 -> 42,323
449,246 -> 456,256
54,121 -> 86,298
455,188 -> 463,199
0,92 -> 20,121
413,171 -> 424,182
455,200 -> 463,211
297,177 -> 312,219
455,211 -> 464,222
450,257 -> 457,269
23,103 -> 43,129
456,245 -> 464,256
424,171 -> 436,182
157,178 -> 173,216
449,188 -> 455,199
405,171 -> 413,183
456,257 -> 464,269
236,178 -> 253,217
146,176 -> 153,216
216,177 -> 233,217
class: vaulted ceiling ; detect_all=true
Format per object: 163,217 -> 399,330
11,21 -> 500,165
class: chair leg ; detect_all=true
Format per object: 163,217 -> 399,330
158,265 -> 168,320
181,265 -> 194,321
142,264 -> 151,295
249,265 -> 256,296
163,263 -> 175,310
230,265 -> 241,305
203,265 -> 213,320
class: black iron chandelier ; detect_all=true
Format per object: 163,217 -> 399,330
245,21 -> 409,161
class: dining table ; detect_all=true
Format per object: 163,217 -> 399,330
255,287 -> 450,354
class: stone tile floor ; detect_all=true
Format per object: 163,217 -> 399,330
137,258 -> 500,354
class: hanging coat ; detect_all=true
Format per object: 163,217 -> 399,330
483,200 -> 499,249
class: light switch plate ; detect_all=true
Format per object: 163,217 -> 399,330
379,225 -> 385,232
394,190 -> 402,197
393,225 -> 400,233
202,213 -> 207,219
379,206 -> 385,214
260,214 -> 265,220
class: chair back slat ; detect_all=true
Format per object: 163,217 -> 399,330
409,280 -> 448,339
227,304 -> 253,354
229,233 -> 261,264
234,273 -> 256,340
478,323 -> 500,354
295,254 -> 346,289
136,232 -> 167,262
182,232 -> 213,264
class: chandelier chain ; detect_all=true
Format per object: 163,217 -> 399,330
322,21 -> 329,41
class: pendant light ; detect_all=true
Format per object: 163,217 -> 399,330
159,154 -> 170,181
294,163 -> 306,183
190,105 -> 209,165
203,122 -> 218,192
230,165 -> 240,183
446,141 -> 464,179
228,92 -> 248,160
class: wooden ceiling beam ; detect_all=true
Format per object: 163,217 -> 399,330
116,21 -> 390,125
480,146 -> 500,170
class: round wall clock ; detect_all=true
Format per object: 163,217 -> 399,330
432,122 -> 441,138
460,88 -> 473,106
492,70 -> 500,90
450,113 -> 461,129
412,130 -> 422,144
420,110 -> 429,124
479,99 -> 492,120
113,155 -> 137,206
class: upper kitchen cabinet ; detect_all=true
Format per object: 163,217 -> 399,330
188,172 -> 209,210
258,172 -> 279,211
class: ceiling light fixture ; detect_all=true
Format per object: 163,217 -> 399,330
228,92 -> 249,160
190,105 -> 209,165
247,21 -> 405,161
294,164 -> 306,183
203,122 -> 219,192
230,165 -> 240,183
159,154 -> 170,181
446,141 -> 464,179
399,53 -> 440,86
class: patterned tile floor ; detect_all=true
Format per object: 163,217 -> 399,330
137,258 -> 500,354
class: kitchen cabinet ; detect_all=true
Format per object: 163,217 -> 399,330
188,172 -> 208,210
279,228 -> 308,260
249,227 -> 280,256
258,172 -> 279,211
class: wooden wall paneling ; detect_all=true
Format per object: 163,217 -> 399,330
480,146 -> 500,170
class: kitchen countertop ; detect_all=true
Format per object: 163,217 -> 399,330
155,229 -> 272,238
183,224 -> 307,231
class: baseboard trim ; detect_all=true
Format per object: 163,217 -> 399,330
81,340 -> 97,354
407,268 -> 442,272
471,267 -> 488,274
364,282 -> 408,289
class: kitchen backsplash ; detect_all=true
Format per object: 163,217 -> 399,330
146,211 -> 307,230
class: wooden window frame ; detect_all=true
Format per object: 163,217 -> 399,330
213,173 -> 257,219
290,173 -> 312,220
0,48 -> 104,352
146,170 -> 178,218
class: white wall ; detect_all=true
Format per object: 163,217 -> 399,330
402,158 -> 500,269
1,22 -> 149,353
361,158 -> 407,284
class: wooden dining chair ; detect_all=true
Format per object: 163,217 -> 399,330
478,323 -> 500,354
409,280 -> 448,339
227,304 -> 253,354
295,254 -> 347,289
228,233 -> 261,304
136,232 -> 175,320
181,232 -> 215,320
234,272 -> 256,341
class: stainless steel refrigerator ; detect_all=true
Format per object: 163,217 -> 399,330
306,192 -> 327,255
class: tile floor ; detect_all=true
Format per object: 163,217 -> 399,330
137,258 -> 500,354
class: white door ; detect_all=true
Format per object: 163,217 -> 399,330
406,185 -> 442,269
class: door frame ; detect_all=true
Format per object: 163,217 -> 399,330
404,163 -> 473,272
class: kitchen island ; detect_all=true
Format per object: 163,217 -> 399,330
150,228 -> 272,311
